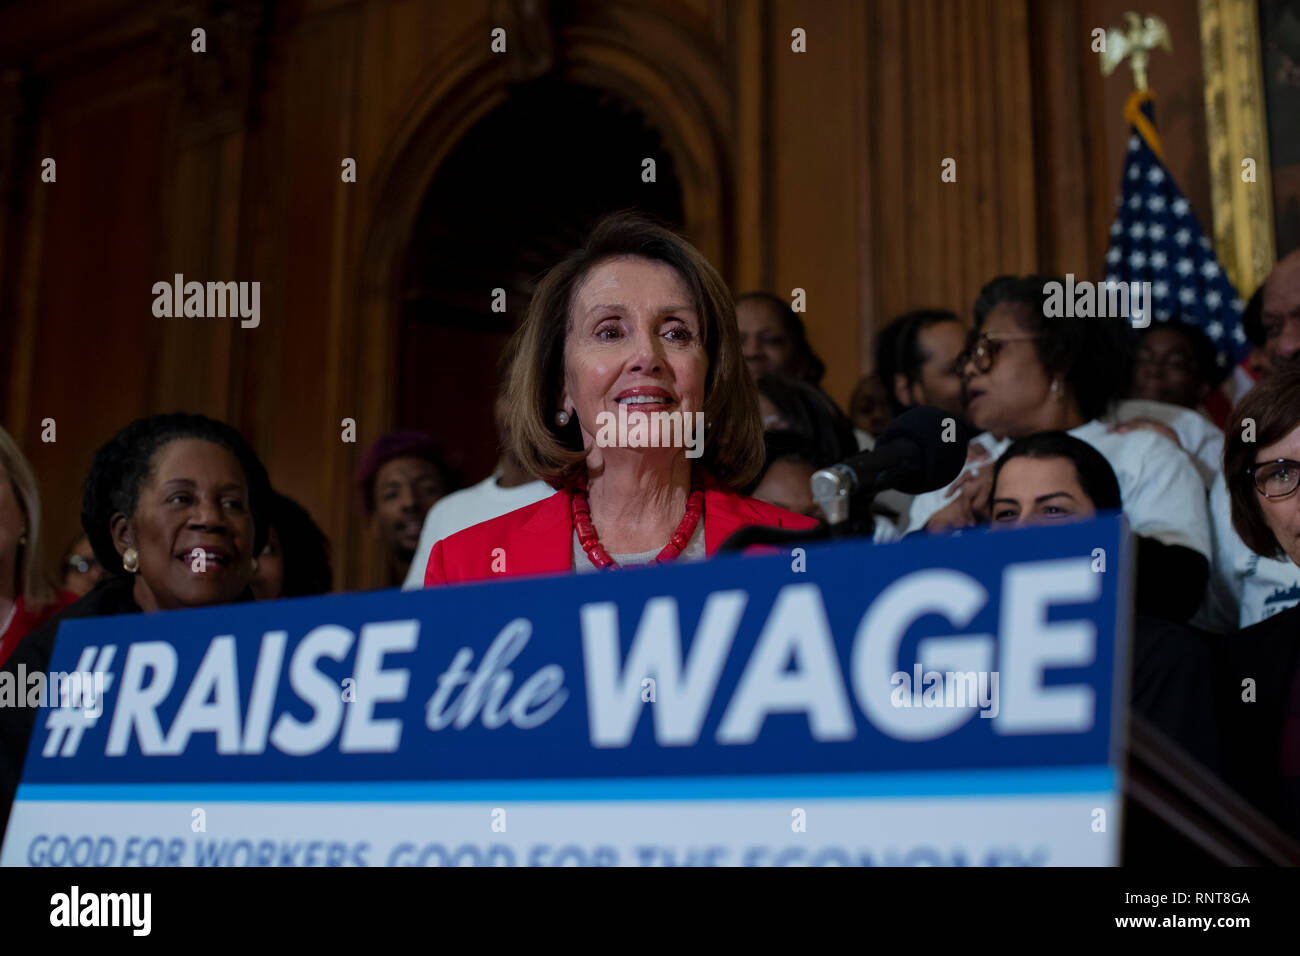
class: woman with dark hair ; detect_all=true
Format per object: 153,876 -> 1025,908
59,534 -> 106,598
251,491 -> 333,600
70,413 -> 272,615
753,374 -> 858,465
986,430 -> 1221,787
0,412 -> 272,833
907,275 -> 1211,617
988,431 -> 1122,527
746,430 -> 825,521
1218,365 -> 1300,838
735,291 -> 826,385
423,213 -> 816,586
990,430 -> 1194,619
749,376 -> 897,538
847,373 -> 891,444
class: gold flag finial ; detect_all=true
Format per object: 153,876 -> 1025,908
1099,12 -> 1173,91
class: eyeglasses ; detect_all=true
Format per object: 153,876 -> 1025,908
63,555 -> 99,574
1247,459 -> 1300,499
957,331 -> 1043,375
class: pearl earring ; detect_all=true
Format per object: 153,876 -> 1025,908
122,547 -> 140,573
1050,378 -> 1062,398
555,410 -> 571,426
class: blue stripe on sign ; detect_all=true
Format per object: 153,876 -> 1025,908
16,766 -> 1116,803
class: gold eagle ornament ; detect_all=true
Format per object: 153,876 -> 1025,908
1099,12 -> 1173,92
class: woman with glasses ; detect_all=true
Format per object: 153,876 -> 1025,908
1218,364 -> 1300,839
59,533 -> 106,597
905,275 -> 1212,621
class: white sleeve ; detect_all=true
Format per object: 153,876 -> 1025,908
905,451 -> 1005,536
1110,398 -> 1222,489
905,483 -> 961,535
402,504 -> 446,590
903,434 -> 1004,534
1109,431 -> 1212,559
872,514 -> 901,543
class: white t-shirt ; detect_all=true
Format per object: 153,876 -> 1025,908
1190,471 -> 1300,632
904,418 -> 1212,558
1110,398 -> 1223,489
402,473 -> 553,589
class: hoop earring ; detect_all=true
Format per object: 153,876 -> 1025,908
555,410 -> 571,426
122,547 -> 140,573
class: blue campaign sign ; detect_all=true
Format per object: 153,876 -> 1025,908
2,514 -> 1133,867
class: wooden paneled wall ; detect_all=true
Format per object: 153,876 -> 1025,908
0,0 -> 1219,589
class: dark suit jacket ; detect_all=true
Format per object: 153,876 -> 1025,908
0,575 -> 142,841
424,470 -> 820,586
1216,603 -> 1300,839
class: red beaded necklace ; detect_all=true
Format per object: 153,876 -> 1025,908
571,472 -> 705,570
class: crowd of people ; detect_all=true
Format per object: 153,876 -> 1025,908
2,212 -> 1300,845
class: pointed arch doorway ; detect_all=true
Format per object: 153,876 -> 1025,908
396,79 -> 686,485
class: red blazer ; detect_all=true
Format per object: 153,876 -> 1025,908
0,591 -> 77,668
425,472 -> 819,586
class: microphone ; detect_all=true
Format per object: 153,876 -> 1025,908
811,406 -> 971,525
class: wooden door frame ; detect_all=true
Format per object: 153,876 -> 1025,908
347,7 -> 733,587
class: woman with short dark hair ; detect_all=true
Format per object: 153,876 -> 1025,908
734,290 -> 826,385
753,374 -> 858,466
907,274 -> 1211,618
251,491 -> 333,600
76,414 -> 271,606
0,413 -> 272,834
989,431 -> 1122,526
987,430 -> 1220,772
1219,364 -> 1300,839
967,275 -> 1131,428
1224,366 -> 1300,561
424,212 -> 816,585
2,411 -> 271,661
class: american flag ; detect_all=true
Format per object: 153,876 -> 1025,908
1103,97 -> 1249,372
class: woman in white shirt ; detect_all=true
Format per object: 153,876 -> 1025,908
907,275 -> 1212,619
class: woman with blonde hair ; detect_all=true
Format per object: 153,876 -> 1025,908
0,426 -> 73,666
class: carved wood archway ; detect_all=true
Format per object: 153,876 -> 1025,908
347,4 -> 733,586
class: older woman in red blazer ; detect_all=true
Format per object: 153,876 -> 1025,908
425,213 -> 817,586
